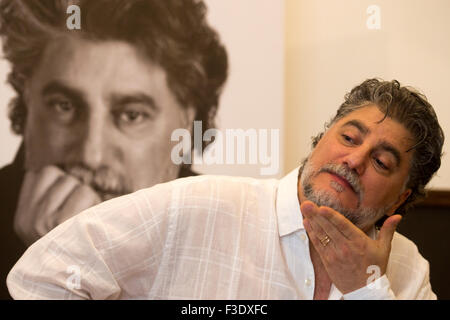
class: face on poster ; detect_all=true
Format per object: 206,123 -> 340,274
0,0 -> 285,181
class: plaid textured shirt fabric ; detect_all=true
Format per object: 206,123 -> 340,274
7,168 -> 436,299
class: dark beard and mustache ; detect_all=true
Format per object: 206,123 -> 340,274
63,164 -> 131,201
299,157 -> 392,230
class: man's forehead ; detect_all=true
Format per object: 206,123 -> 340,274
333,106 -> 415,152
39,36 -> 152,73
30,36 -> 169,98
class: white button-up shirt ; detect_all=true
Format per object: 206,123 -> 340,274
7,168 -> 436,299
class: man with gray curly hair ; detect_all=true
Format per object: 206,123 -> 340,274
6,78 -> 444,300
0,0 -> 228,299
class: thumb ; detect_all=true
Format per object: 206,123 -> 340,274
378,214 -> 402,247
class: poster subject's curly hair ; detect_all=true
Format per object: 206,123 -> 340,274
311,78 -> 444,216
0,0 -> 228,150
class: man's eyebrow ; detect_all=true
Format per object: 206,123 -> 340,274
342,119 -> 403,167
42,82 -> 161,113
41,81 -> 87,106
376,141 -> 402,167
342,119 -> 370,136
112,93 -> 160,113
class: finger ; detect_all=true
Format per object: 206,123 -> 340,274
14,170 -> 38,231
300,200 -> 319,219
16,170 -> 38,205
34,175 -> 80,237
316,206 -> 366,241
303,215 -> 334,252
29,166 -> 66,203
55,184 -> 101,225
301,201 -> 337,247
14,167 -> 64,244
302,201 -> 351,243
311,206 -> 350,243
378,214 -> 402,248
303,217 -> 335,265
301,201 -> 324,238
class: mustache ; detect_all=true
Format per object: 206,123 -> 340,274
318,163 -> 363,197
61,164 -> 130,200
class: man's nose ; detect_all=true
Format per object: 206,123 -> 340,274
341,147 -> 368,176
79,112 -> 107,170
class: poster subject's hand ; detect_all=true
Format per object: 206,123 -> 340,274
14,165 -> 101,246
301,200 -> 401,294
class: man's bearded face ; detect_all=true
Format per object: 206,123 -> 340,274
23,36 -> 195,201
298,106 -> 414,231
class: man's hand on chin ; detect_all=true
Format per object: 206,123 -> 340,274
14,165 -> 101,247
301,200 -> 402,294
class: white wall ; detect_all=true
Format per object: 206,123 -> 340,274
195,0 -> 285,178
285,0 -> 450,189
0,0 -> 286,178
0,58 -> 20,165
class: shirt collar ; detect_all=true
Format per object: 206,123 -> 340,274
276,167 -> 304,237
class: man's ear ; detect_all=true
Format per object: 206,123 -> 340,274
386,188 -> 412,216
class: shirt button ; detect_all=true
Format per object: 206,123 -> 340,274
300,234 -> 307,241
305,278 -> 312,287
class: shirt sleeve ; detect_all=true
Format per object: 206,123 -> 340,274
343,264 -> 437,300
7,212 -> 120,299
7,183 -> 173,300
415,260 -> 437,300
342,275 -> 396,300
